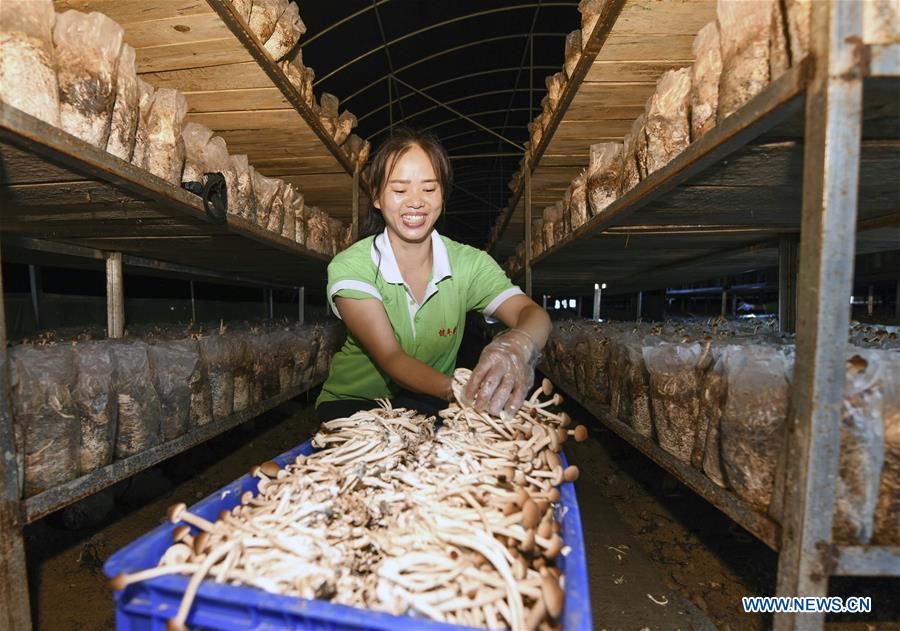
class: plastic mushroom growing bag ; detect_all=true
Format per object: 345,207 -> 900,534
205,136 -> 238,205
279,184 -> 296,242
784,0 -> 811,64
181,122 -> 216,194
318,92 -> 340,137
832,352 -> 886,544
131,79 -> 155,169
232,0 -> 253,22
263,0 -> 306,61
141,88 -> 188,184
73,340 -> 117,476
266,180 -> 287,234
563,29 -> 582,79
9,343 -> 80,496
0,0 -> 60,125
53,10 -> 124,147
293,192 -> 307,245
545,72 -> 566,110
644,67 -> 692,175
578,0 -> 605,44
105,44 -> 140,161
248,0 -> 287,44
716,0 -> 773,121
586,141 -> 623,217
250,167 -> 281,227
229,154 -> 257,220
334,110 -> 357,146
620,113 -> 646,195
691,22 -> 722,140
568,171 -> 589,231
873,352 -> 900,545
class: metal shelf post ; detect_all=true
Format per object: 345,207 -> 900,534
775,2 -> 865,628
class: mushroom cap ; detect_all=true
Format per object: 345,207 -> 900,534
166,502 -> 187,524
559,411 -> 572,428
541,378 -> 553,396
573,425 -> 588,442
240,490 -> 254,505
521,498 -> 541,530
172,525 -> 191,543
193,531 -> 210,555
543,533 -> 564,559
109,572 -> 128,591
547,488 -> 561,502
558,427 -> 568,445
563,465 -> 580,483
541,574 -> 564,618
260,460 -> 281,477
166,618 -> 188,631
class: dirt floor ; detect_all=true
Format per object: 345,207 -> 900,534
25,385 -> 899,631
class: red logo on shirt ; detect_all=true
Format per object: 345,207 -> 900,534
438,327 -> 457,337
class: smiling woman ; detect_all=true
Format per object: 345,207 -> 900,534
315,128 -> 552,421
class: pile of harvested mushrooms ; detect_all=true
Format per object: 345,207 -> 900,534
110,368 -> 588,630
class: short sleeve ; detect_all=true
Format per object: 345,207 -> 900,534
465,250 -> 525,320
326,244 -> 382,319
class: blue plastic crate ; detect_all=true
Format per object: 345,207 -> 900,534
104,438 -> 592,630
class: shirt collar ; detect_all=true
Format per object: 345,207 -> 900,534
372,228 -> 453,285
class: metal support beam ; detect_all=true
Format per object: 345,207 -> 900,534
720,290 -> 728,318
266,289 -> 274,320
0,242 -> 33,631
105,251 -> 124,339
866,285 -> 874,317
524,166 -> 533,297
298,287 -> 305,324
635,291 -> 643,322
775,2 -> 864,629
190,281 -> 196,324
27,264 -> 43,331
351,167 -> 360,241
779,235 -> 799,333
391,75 -> 524,151
542,294 -> 548,310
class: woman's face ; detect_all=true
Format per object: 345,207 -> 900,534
374,144 -> 443,244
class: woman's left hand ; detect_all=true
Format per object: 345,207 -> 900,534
463,328 -> 538,416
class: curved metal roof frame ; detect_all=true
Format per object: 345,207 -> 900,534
419,108 -> 534,134
313,4 -> 574,86
355,66 -> 558,124
366,88 -> 541,138
339,32 -> 567,107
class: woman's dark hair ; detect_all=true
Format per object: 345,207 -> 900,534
358,127 -> 453,239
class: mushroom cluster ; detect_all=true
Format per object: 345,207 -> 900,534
110,369 -> 587,630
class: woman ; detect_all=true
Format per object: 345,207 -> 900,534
316,128 -> 551,421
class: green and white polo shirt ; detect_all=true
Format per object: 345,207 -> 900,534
316,229 -> 523,406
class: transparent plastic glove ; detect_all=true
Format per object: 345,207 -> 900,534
464,328 -> 539,416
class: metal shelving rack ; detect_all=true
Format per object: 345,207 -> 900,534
491,2 -> 899,629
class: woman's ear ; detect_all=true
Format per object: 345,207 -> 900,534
373,196 -> 381,210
